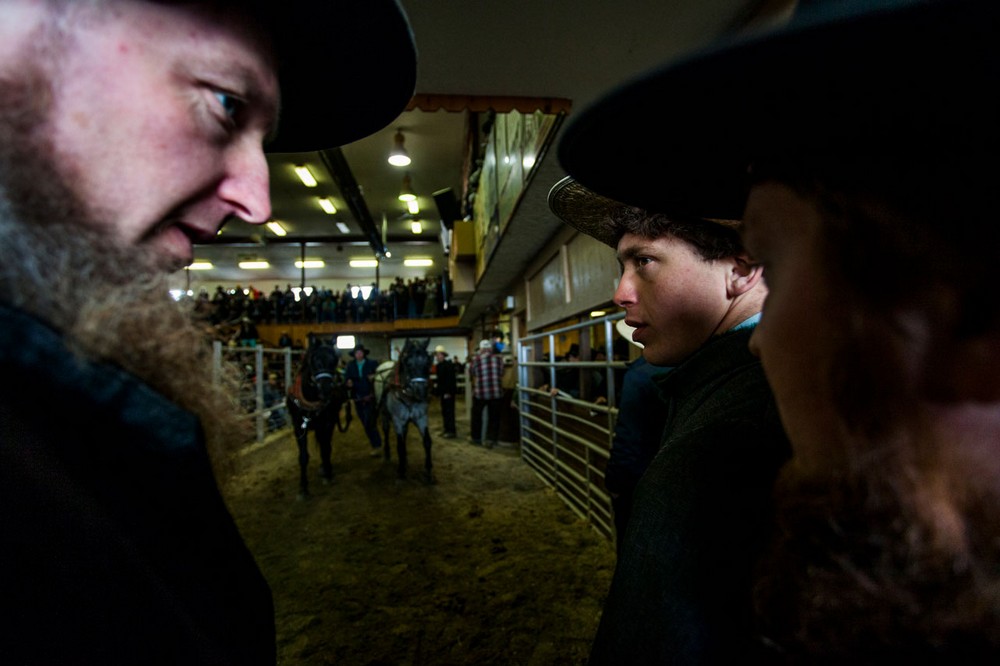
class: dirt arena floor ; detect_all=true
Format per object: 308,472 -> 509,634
220,398 -> 616,665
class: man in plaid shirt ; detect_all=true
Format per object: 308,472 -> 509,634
469,339 -> 505,448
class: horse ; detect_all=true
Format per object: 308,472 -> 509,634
286,343 -> 352,499
374,338 -> 435,483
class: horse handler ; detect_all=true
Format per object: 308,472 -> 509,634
345,343 -> 384,456
433,345 -> 458,438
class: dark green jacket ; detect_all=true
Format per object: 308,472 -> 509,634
590,329 -> 790,665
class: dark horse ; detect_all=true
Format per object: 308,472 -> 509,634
375,338 -> 434,483
286,343 -> 351,499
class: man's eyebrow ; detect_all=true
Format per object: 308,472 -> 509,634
616,244 -> 647,264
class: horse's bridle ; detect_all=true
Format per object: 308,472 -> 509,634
291,351 -> 341,428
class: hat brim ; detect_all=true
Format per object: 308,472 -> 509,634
558,0 -> 996,220
247,0 -> 417,153
547,177 -> 626,248
548,176 -> 741,249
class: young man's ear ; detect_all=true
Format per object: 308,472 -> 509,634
725,253 -> 764,298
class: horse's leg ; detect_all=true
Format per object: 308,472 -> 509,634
396,423 -> 408,480
380,403 -> 392,462
315,416 -> 334,484
421,426 -> 435,485
415,405 -> 434,484
295,426 -> 310,499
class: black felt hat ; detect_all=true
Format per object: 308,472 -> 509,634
352,343 -> 370,356
558,0 -> 998,220
226,0 -> 417,153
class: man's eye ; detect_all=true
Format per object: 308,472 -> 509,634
636,256 -> 652,267
213,91 -> 242,119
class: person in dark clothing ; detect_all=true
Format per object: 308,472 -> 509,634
433,345 -> 458,438
0,1 -> 416,662
345,343 -> 383,455
554,343 -> 582,398
604,352 -> 671,550
561,0 -> 1000,658
549,177 -> 789,663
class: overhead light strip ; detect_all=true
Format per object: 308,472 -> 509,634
294,165 -> 318,187
317,197 -> 337,214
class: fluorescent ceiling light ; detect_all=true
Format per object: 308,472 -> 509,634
523,154 -> 536,169
336,335 -> 356,350
295,260 -> 325,269
590,310 -> 607,318
410,221 -> 423,234
404,258 -> 433,267
238,261 -> 270,269
186,261 -> 213,270
317,197 -> 337,214
349,259 -> 378,268
266,221 -> 287,236
406,199 -> 420,215
336,222 -> 350,234
294,165 -> 317,187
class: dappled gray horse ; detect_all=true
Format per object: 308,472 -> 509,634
375,339 -> 434,482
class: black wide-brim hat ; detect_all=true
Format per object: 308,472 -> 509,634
230,0 -> 417,153
547,176 -> 740,249
558,0 -> 998,221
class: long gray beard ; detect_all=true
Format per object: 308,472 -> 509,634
0,75 -> 249,480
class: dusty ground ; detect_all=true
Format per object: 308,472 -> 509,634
221,399 -> 615,665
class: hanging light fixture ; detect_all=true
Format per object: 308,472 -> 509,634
406,199 -> 420,215
387,129 -> 411,167
398,173 -> 416,202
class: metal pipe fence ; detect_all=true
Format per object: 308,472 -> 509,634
212,342 -> 300,443
516,313 -> 627,541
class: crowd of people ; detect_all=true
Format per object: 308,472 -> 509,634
4,0 -> 1000,663
189,275 -> 451,327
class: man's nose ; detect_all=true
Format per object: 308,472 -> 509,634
613,274 -> 634,307
219,139 -> 272,224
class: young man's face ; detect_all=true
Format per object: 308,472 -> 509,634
743,181 -> 843,471
43,2 -> 279,270
614,232 -> 732,366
